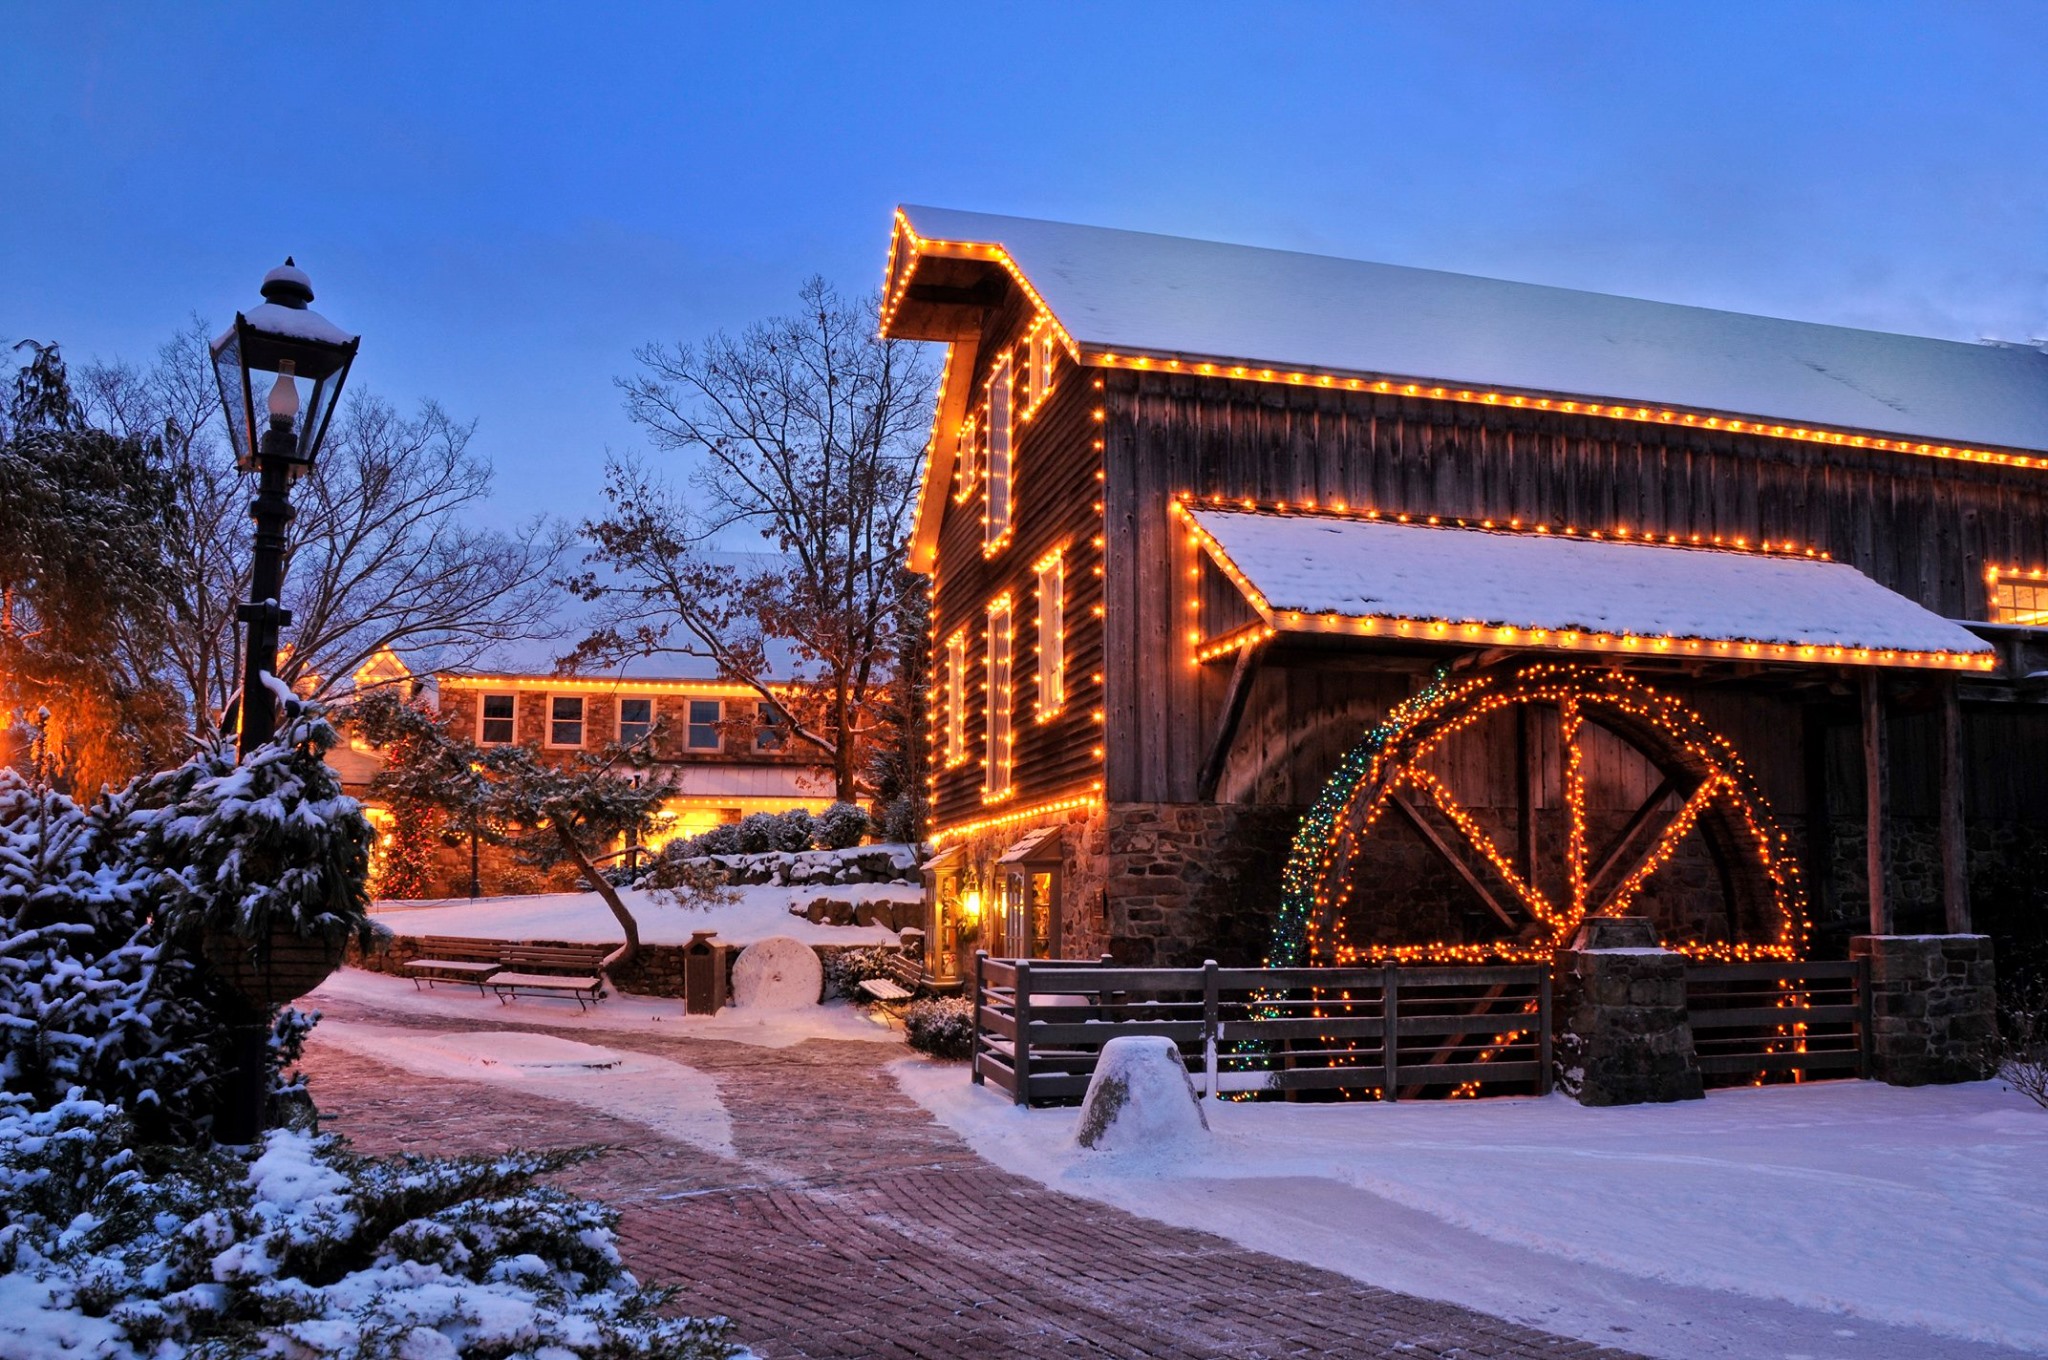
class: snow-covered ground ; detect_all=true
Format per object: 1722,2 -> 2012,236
369,881 -> 919,947
897,1065 -> 2048,1359
307,966 -> 900,1050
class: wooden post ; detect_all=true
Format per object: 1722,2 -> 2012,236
1202,959 -> 1219,1100
1381,962 -> 1400,1102
1537,967 -> 1554,1097
1854,953 -> 1874,1080
1518,701 -> 1540,884
1013,959 -> 1032,1107
971,950 -> 987,1085
1860,673 -> 1891,935
1938,679 -> 1970,934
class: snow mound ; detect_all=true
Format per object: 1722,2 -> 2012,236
1075,1035 -> 1209,1152
730,936 -> 823,1010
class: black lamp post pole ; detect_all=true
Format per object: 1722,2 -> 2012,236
235,422 -> 297,757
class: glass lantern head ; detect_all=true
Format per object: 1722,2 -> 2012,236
210,258 -> 360,477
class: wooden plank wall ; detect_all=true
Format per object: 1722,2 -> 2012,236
1106,370 -> 2048,807
927,296 -> 1105,829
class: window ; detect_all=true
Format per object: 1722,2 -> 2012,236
1988,567 -> 2048,626
686,698 -> 723,750
617,696 -> 653,747
1035,550 -> 1065,720
943,627 -> 969,767
953,413 -> 980,503
755,700 -> 787,751
1026,324 -> 1055,410
548,695 -> 585,748
478,693 -> 516,745
985,594 -> 1014,800
984,353 -> 1013,553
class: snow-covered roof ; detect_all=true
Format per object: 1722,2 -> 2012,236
898,206 -> 2048,455
1185,506 -> 1995,668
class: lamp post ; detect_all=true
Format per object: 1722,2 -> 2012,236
206,261 -> 358,1144
210,259 -> 359,751
468,761 -> 485,899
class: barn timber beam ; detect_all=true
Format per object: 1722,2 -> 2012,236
1197,637 -> 1267,800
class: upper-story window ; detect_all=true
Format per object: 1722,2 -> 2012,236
954,413 -> 980,504
985,353 -> 1013,553
755,700 -> 788,751
1026,324 -> 1055,411
686,698 -> 723,750
1988,566 -> 2048,626
985,593 -> 1014,800
617,696 -> 653,747
943,627 -> 969,768
548,695 -> 585,748
1035,549 -> 1065,720
478,693 -> 516,745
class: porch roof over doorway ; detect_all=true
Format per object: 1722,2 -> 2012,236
1180,503 -> 1996,672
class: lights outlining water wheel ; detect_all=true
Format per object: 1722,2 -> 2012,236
1276,662 -> 1807,966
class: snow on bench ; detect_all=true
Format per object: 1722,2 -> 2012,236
403,937 -> 508,994
489,945 -> 613,1011
858,948 -> 937,1010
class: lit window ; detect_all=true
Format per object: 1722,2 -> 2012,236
1027,325 -> 1055,410
985,594 -> 1014,800
985,353 -> 1012,552
548,696 -> 585,748
944,628 -> 969,767
1989,570 -> 2048,626
954,413 -> 980,503
618,696 -> 653,746
756,700 -> 788,751
1036,551 -> 1065,719
686,698 -> 722,750
479,693 -> 515,745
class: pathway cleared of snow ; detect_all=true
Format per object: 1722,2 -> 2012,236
897,1063 -> 2048,1358
316,1019 -> 737,1157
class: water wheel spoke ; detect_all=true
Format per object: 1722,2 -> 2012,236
1584,775 -> 1688,902
1593,776 -> 1728,916
1397,770 -> 1556,930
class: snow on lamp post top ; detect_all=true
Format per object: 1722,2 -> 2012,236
210,257 -> 360,479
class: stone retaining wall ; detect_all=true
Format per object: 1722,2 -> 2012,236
350,933 -> 877,1002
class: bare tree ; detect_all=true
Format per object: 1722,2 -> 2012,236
81,322 -> 573,733
568,278 -> 937,802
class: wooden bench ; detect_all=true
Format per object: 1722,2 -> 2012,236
858,949 -> 940,1011
489,945 -> 613,1010
403,937 -> 507,995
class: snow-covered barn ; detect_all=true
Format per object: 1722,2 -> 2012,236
881,206 -> 2048,977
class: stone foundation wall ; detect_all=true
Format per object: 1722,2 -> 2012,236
1849,934 -> 1998,1085
1096,803 -> 1300,967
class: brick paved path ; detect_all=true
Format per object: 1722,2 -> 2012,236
301,988 -> 1642,1360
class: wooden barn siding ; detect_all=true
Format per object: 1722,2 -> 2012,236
1105,369 -> 2048,807
928,310 -> 1104,830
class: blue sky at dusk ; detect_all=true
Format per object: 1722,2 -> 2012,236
5,2 -> 2043,530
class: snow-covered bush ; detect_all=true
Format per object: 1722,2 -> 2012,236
134,693 -> 374,952
0,1096 -> 737,1359
903,996 -> 976,1060
733,809 -> 813,854
675,821 -> 742,857
811,801 -> 869,851
820,946 -> 897,1002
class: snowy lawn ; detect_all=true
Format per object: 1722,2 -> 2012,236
897,1066 -> 2048,1360
369,882 -> 919,947
309,966 -> 902,1050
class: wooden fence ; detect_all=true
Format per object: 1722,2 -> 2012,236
1684,959 -> 1869,1086
972,954 -> 1551,1106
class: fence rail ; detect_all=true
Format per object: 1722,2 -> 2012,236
1684,958 -> 1869,1086
972,954 -> 1551,1106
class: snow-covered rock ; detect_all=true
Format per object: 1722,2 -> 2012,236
730,936 -> 823,1010
1074,1035 -> 1209,1152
